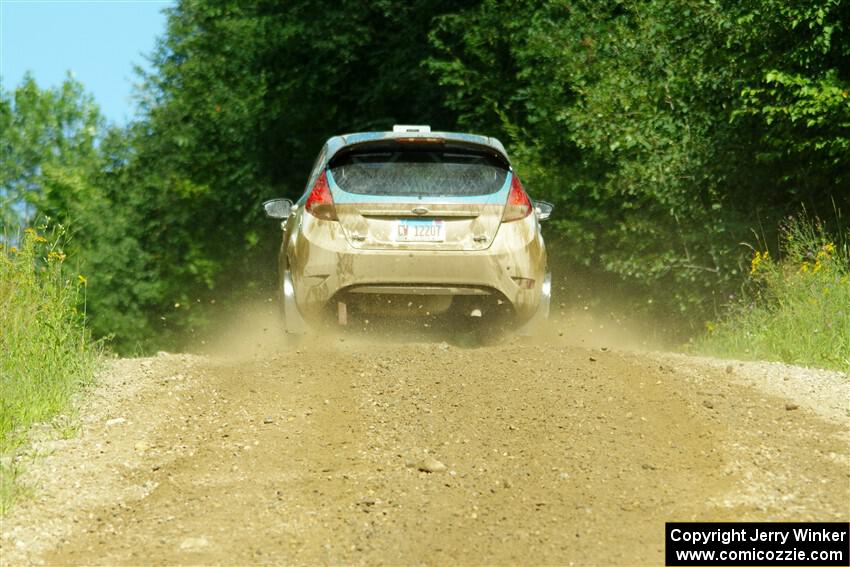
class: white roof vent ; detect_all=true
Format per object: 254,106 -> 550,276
393,124 -> 431,133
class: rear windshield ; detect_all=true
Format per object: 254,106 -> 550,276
328,146 -> 509,197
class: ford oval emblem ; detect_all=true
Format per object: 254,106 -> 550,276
411,207 -> 429,215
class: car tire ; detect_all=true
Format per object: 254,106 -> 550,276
281,269 -> 308,334
517,271 -> 551,337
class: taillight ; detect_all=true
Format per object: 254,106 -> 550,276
305,171 -> 337,221
502,173 -> 532,222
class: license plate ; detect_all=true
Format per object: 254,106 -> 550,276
394,219 -> 445,242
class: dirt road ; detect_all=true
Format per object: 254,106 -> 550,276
2,318 -> 848,565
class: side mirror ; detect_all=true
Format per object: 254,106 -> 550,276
263,198 -> 293,219
534,200 -> 554,221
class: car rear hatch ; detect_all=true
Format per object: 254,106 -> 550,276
327,141 -> 511,251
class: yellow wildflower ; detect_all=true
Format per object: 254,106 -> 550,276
813,260 -> 822,273
9,246 -> 17,254
750,250 -> 769,274
815,242 -> 837,267
34,235 -> 48,244
78,274 -> 87,285
800,261 -> 810,273
24,227 -> 35,235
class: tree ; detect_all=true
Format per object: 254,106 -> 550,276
425,0 -> 849,321
7,0 -> 846,348
0,73 -> 101,228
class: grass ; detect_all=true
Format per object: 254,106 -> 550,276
0,224 -> 100,511
698,217 -> 850,374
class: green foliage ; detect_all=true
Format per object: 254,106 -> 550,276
698,218 -> 850,373
425,0 -> 849,323
0,224 -> 99,452
733,0 -> 850,179
1,76 -> 164,351
0,74 -> 101,224
2,0 -> 848,350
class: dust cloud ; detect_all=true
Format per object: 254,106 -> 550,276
189,291 -> 676,361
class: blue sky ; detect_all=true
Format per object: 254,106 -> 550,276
1,0 -> 173,124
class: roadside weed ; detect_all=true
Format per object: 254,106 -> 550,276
0,224 -> 100,510
699,218 -> 849,374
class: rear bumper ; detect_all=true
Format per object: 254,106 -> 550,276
288,214 -> 546,322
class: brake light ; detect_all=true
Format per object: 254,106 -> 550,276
502,173 -> 532,222
395,137 -> 445,144
305,171 -> 337,221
